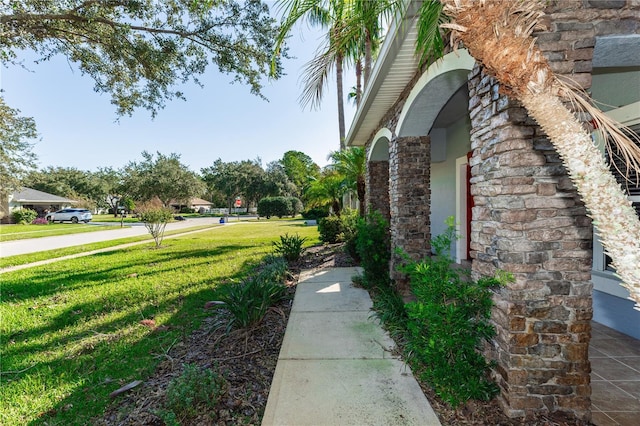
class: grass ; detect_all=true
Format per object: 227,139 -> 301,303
0,221 -> 319,425
0,225 -> 217,269
0,223 -> 121,242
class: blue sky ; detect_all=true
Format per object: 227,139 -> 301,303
1,21 -> 355,174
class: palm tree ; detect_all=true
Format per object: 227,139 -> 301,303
305,168 -> 346,215
273,0 -> 350,149
273,1 -> 397,148
329,146 -> 366,216
416,0 -> 640,308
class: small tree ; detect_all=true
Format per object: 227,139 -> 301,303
137,200 -> 173,248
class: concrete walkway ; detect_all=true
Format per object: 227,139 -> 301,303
263,267 -> 441,426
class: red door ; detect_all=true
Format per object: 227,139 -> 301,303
466,151 -> 474,260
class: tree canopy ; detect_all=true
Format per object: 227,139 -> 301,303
122,151 -> 206,207
0,98 -> 38,209
2,0 -> 284,117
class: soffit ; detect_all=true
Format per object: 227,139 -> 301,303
345,1 -> 422,147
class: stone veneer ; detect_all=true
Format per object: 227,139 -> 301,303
366,160 -> 390,222
467,1 -> 639,420
359,0 -> 639,421
389,136 -> 431,297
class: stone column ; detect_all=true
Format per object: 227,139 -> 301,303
468,65 -> 593,421
389,135 -> 431,297
366,160 -> 390,222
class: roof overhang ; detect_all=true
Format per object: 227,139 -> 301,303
345,0 -> 422,147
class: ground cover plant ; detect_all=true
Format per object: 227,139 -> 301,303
0,223 -> 118,242
0,221 -> 319,425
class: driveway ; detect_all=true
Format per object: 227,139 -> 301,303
0,217 -> 251,258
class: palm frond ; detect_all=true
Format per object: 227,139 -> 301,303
298,43 -> 337,110
415,0 -> 447,66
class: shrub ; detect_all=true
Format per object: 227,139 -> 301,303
162,364 -> 226,422
355,211 -> 390,289
397,218 -> 511,406
318,215 -> 342,243
288,197 -> 303,217
12,209 -> 37,224
179,207 -> 195,214
273,233 -> 307,262
213,256 -> 290,330
31,217 -> 50,225
340,209 -> 360,261
137,202 -> 174,248
301,207 -> 329,221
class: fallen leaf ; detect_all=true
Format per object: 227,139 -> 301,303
109,380 -> 143,398
139,319 -> 155,328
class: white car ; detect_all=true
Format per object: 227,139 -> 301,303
46,208 -> 93,224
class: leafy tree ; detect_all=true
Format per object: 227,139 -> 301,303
415,0 -> 640,306
202,159 -> 247,212
94,167 -> 126,216
0,98 -> 37,218
2,0 -> 285,117
136,199 -> 174,248
329,146 -> 366,216
264,161 -> 298,198
123,151 -> 205,207
280,150 -> 320,201
23,166 -> 105,208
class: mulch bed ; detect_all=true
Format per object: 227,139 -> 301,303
98,244 -> 592,425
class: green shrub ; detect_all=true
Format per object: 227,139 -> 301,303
288,197 -> 303,217
397,218 -> 511,407
258,196 -> 299,218
138,205 -> 174,248
301,207 -> 329,221
256,255 -> 289,283
12,209 -> 37,224
355,211 -> 390,289
318,215 -> 342,243
163,364 -> 226,422
214,256 -> 290,330
273,233 -> 307,262
340,209 -> 360,261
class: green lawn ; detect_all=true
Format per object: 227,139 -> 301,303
0,223 -> 121,242
0,221 -> 319,425
0,224 -> 218,269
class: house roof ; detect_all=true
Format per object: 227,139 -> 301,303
169,197 -> 213,206
190,198 -> 213,206
345,1 -> 422,147
11,187 -> 76,204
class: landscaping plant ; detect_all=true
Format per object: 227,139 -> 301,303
11,208 -> 37,224
355,210 -> 390,289
397,219 -> 512,406
317,215 -> 342,243
137,201 -> 174,248
213,256 -> 290,331
273,233 -> 307,262
159,364 -> 226,424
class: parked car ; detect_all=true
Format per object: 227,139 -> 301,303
46,208 -> 93,223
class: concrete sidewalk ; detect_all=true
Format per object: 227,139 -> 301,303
262,267 -> 441,426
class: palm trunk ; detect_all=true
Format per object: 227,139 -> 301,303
521,92 -> 640,307
364,32 -> 372,89
336,52 -> 346,150
355,59 -> 362,107
357,175 -> 366,217
442,0 -> 640,308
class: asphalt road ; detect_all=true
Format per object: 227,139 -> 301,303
0,216 -> 253,258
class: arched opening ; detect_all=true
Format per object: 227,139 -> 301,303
395,50 -> 474,261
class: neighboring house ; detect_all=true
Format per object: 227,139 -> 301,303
1,188 -> 76,223
346,1 -> 639,421
169,197 -> 213,213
